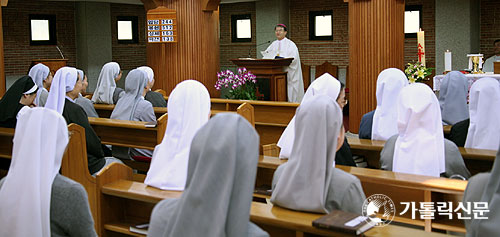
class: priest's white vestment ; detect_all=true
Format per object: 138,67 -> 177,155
262,37 -> 304,102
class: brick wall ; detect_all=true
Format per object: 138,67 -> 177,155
2,0 -> 77,76
405,0 -> 435,69
220,0 -> 436,70
110,3 -> 147,70
219,2 -> 256,69
289,0 -> 349,67
480,0 -> 500,58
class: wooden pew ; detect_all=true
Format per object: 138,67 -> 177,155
347,137 -> 497,175
90,103 -> 254,151
87,93 -> 295,146
0,127 -> 14,159
443,125 -> 451,135
210,98 -> 457,148
256,156 -> 467,233
90,104 -> 254,172
338,165 -> 466,232
96,163 -> 448,237
209,98 -> 297,146
93,104 -> 167,119
61,124 -> 101,235
89,113 -> 168,150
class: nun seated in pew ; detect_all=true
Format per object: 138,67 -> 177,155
438,71 -> 469,127
91,62 -> 124,104
0,108 -> 97,237
28,63 -> 52,107
75,69 -> 99,118
48,67 -> 123,176
145,80 -> 210,191
463,143 -> 500,236
358,68 -> 408,140
0,76 -> 38,128
110,69 -> 156,159
278,73 -> 357,167
448,77 -> 500,150
379,83 -> 471,179
271,95 -> 366,214
137,66 -> 167,107
148,113 -> 268,237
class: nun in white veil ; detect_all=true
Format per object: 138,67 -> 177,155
464,78 -> 500,150
271,95 -> 365,214
48,66 -> 122,175
379,83 -> 470,178
91,62 -> 123,104
28,63 -> 51,107
277,73 -> 341,159
148,113 -> 268,237
0,108 -> 96,236
145,80 -> 211,190
137,66 -> 167,107
371,68 -> 408,141
111,69 -> 155,158
438,71 -> 469,125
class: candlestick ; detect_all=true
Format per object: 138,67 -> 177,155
417,29 -> 426,67
444,50 -> 452,72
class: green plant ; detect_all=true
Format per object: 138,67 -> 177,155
405,62 -> 434,83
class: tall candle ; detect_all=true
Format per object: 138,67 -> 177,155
444,50 -> 452,72
417,29 -> 426,67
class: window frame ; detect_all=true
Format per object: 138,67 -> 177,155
309,10 -> 334,41
29,14 -> 57,46
117,16 -> 139,44
231,14 -> 252,43
405,5 -> 423,38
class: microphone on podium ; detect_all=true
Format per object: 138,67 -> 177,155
247,40 -> 271,58
56,46 -> 65,59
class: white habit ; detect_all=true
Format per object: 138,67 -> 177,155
262,37 -> 304,102
483,55 -> 500,72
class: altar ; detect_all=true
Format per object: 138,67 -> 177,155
433,73 -> 500,91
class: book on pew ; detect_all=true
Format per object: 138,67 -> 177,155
144,121 -> 157,128
129,223 -> 149,235
254,185 -> 273,196
312,210 -> 373,236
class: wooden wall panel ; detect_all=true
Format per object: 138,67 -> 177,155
0,6 -> 5,96
143,0 -> 220,97
348,0 -> 405,133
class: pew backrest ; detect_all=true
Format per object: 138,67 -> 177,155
95,163 -> 450,237
0,127 -> 14,159
61,123 -> 100,235
257,155 -> 467,233
94,104 -> 167,119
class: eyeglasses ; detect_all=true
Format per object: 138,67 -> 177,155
338,99 -> 348,106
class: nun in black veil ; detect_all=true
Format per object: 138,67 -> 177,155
0,76 -> 38,128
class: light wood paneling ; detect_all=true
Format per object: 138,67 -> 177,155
142,0 -> 220,97
348,0 -> 405,133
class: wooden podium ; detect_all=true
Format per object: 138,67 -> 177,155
31,59 -> 68,75
495,62 -> 500,74
231,58 -> 292,101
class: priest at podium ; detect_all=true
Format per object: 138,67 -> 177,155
483,39 -> 500,72
262,24 -> 304,102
